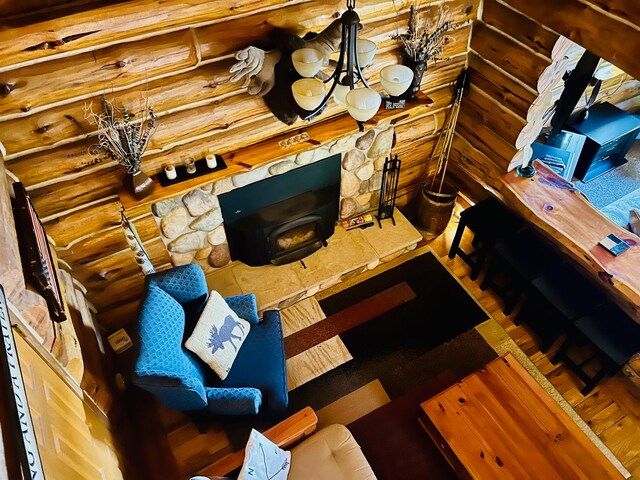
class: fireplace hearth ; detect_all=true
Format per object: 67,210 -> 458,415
219,155 -> 341,266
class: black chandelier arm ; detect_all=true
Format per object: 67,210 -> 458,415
299,0 -> 377,123
351,29 -> 372,89
346,22 -> 356,89
301,74 -> 340,121
301,17 -> 349,120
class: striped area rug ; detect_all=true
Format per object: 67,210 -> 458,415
283,251 -> 494,418
223,251 -> 494,448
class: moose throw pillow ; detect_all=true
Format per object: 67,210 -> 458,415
185,290 -> 250,380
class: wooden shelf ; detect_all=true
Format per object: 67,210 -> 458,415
119,93 -> 434,212
225,92 -> 434,171
118,162 -> 244,211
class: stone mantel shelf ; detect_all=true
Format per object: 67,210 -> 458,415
118,94 -> 434,212
499,160 -> 640,323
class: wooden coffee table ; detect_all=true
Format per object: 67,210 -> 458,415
419,353 -> 625,479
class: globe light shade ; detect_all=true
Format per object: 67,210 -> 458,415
292,78 -> 326,111
356,39 -> 377,68
380,64 -> 414,97
333,82 -> 350,106
346,87 -> 382,122
291,48 -> 324,78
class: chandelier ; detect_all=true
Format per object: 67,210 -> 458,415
290,0 -> 414,131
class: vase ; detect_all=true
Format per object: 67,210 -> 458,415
124,169 -> 155,200
402,58 -> 427,99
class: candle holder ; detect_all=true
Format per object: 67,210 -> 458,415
164,165 -> 177,180
205,154 -> 218,169
159,155 -> 227,187
185,157 -> 197,174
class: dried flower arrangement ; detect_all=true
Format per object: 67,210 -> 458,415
86,96 -> 158,174
392,2 -> 454,64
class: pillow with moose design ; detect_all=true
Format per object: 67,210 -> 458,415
185,290 -> 251,380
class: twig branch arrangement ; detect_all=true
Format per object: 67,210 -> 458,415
86,95 -> 157,173
392,1 -> 453,63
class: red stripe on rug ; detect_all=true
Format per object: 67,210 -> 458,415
284,282 -> 417,359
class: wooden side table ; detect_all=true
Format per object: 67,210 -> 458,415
419,353 -> 626,480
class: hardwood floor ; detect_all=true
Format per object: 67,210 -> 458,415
141,198 -> 640,479
428,199 -> 640,479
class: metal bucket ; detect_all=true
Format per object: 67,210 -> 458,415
416,188 -> 457,236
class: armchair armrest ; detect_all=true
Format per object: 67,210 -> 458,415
196,407 -> 318,477
204,387 -> 262,416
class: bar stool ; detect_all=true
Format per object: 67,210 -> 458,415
480,229 -> 560,315
515,263 -> 606,353
448,197 -> 522,280
552,303 -> 640,395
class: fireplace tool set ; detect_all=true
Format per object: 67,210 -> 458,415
376,154 -> 401,228
375,131 -> 401,228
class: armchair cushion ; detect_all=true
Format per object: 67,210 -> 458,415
218,310 -> 288,413
288,424 -> 376,480
186,291 -> 250,380
225,293 -> 260,325
147,264 -> 209,326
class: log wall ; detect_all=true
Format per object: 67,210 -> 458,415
450,0 -> 640,194
0,0 -> 480,326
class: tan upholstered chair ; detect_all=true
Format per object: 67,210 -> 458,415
195,407 -> 376,479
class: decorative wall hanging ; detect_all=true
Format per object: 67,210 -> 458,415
86,96 -> 157,200
12,182 -> 67,323
229,1 -> 416,131
121,210 -> 155,275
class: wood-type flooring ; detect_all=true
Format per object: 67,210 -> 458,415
430,198 -> 640,479
137,198 -> 640,479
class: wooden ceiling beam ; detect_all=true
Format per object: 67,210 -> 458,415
501,0 -> 640,79
470,22 -> 551,91
0,30 -> 198,120
0,0 -> 306,71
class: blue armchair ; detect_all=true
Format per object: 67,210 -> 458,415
131,264 -> 288,416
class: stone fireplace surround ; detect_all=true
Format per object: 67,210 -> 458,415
152,126 -> 396,273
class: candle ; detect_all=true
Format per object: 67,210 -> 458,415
185,157 -> 196,174
164,165 -> 177,180
206,154 -> 218,169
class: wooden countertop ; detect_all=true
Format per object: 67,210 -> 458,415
499,160 -> 640,323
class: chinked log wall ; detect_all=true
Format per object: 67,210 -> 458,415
0,0 -> 480,330
450,0 -> 640,195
